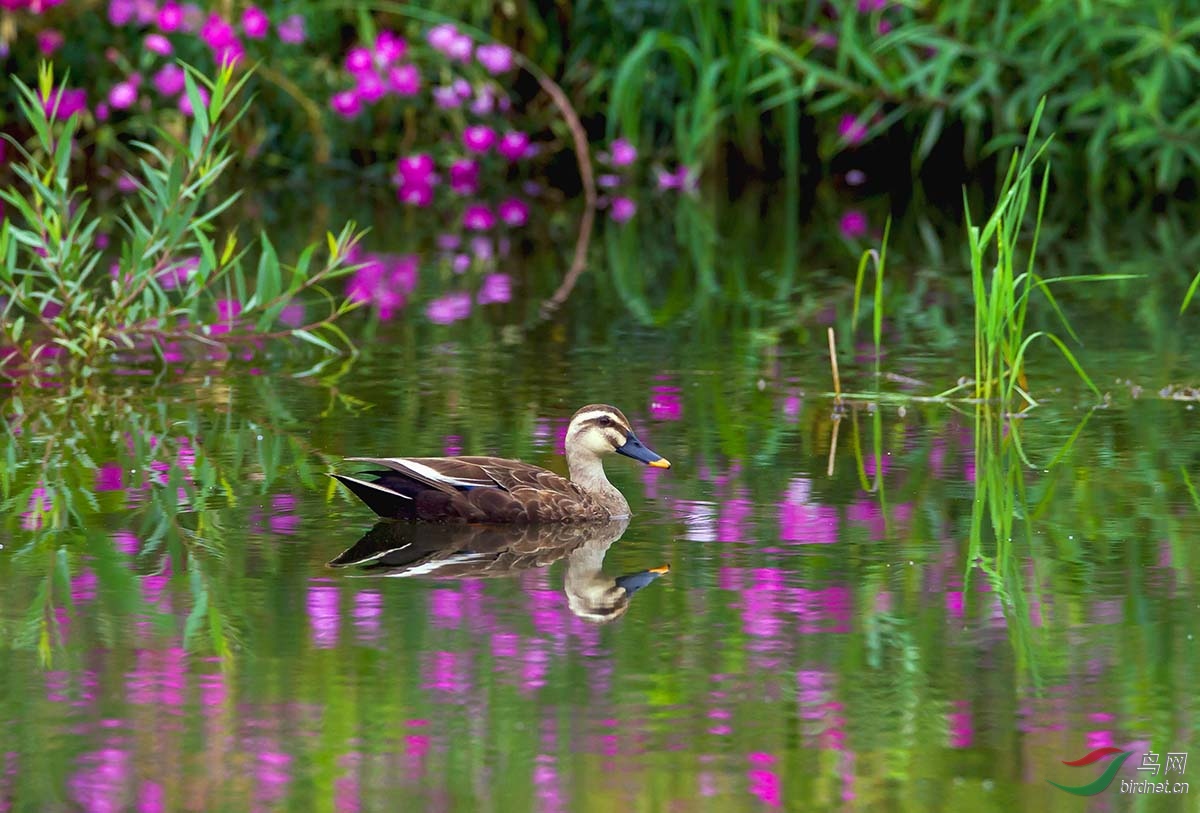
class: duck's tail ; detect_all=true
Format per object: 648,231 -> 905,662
330,473 -> 417,519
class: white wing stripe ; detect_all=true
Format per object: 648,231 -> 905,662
390,459 -> 494,488
338,475 -> 413,499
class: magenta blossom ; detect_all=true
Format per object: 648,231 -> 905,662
36,29 -> 64,55
144,33 -> 172,54
477,273 -> 512,305
839,210 -> 868,239
463,205 -> 495,231
200,14 -> 236,49
598,174 -> 622,189
108,82 -> 138,110
448,160 -> 479,196
475,43 -> 515,74
387,64 -> 420,96
347,253 -> 419,320
330,90 -> 362,118
241,6 -> 269,39
462,125 -> 496,153
497,198 -> 529,227
157,2 -> 182,31
277,14 -> 305,44
397,183 -> 433,207
426,292 -> 472,325
838,115 -> 867,145
447,33 -> 473,62
609,138 -> 637,167
655,165 -> 698,193
344,46 -> 373,75
609,197 -> 637,223
108,0 -> 134,25
432,86 -> 461,109
395,154 -> 434,186
355,72 -> 386,104
428,24 -> 456,50
41,87 -> 87,119
375,31 -> 406,63
497,131 -> 530,162
152,64 -> 186,96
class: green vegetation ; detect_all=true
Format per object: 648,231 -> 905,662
0,64 -> 364,369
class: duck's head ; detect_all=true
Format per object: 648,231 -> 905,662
567,404 -> 671,468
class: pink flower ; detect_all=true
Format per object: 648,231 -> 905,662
463,125 -> 496,153
329,89 -> 362,118
497,197 -> 529,227
427,24 -> 458,54
345,46 -> 373,75
178,85 -> 210,116
447,33 -> 473,62
241,6 -> 269,39
213,39 -> 244,67
144,33 -> 172,54
470,86 -> 496,116
346,253 -> 418,320
41,87 -> 87,119
108,0 -> 134,25
277,14 -> 305,44
609,197 -> 636,223
355,72 -> 386,104
375,30 -> 406,63
448,160 -> 479,196
108,81 -> 138,110
838,210 -> 868,239
838,115 -> 867,145
387,64 -> 420,96
426,292 -> 472,325
395,154 -> 434,186
857,0 -> 888,10
152,63 -> 185,96
432,86 -> 460,109
497,131 -> 530,161
655,165 -> 698,193
476,43 -> 515,74
157,2 -> 182,31
396,183 -> 433,207
200,14 -> 236,49
463,205 -> 495,231
36,29 -> 64,55
598,174 -> 622,189
477,273 -> 512,305
609,138 -> 637,167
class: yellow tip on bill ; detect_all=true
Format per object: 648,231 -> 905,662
648,458 -> 672,469
649,564 -> 671,574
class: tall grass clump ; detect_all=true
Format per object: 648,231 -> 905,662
962,101 -> 1127,405
0,63 -> 364,372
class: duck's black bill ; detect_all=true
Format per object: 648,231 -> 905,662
614,565 -> 670,595
615,432 -> 671,468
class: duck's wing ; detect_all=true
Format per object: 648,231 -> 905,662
339,456 -> 606,522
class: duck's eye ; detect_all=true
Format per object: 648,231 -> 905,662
598,416 -> 612,427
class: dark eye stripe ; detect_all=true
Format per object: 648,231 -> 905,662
587,417 -> 628,434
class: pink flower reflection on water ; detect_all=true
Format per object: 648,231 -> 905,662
649,384 -> 682,420
778,478 -> 838,543
69,746 -> 130,813
948,699 -> 973,748
423,650 -> 469,694
718,494 -> 753,542
307,582 -> 340,648
429,589 -> 463,629
747,752 -> 782,807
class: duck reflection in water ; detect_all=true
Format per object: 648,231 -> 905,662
327,518 -> 667,623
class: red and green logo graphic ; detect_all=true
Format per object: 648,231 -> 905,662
1047,747 -> 1133,795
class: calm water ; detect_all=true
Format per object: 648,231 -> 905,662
2,199 -> 1199,811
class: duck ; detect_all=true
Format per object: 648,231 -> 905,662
332,403 -> 670,523
327,518 -> 669,623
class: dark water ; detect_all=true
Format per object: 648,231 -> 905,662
2,197 -> 1199,811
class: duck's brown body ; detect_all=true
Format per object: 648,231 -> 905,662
332,404 -> 671,524
333,456 -> 613,523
